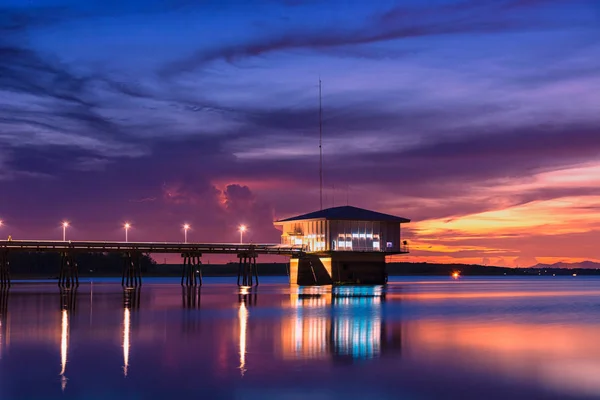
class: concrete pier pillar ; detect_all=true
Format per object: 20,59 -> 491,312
122,252 -> 142,288
59,252 -> 79,288
0,250 -> 9,287
237,251 -> 258,287
180,253 -> 202,287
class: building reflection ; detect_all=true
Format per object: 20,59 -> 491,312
281,286 -> 401,362
285,286 -> 331,359
331,286 -> 385,361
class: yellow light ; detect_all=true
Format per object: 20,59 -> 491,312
124,223 -> 131,229
239,225 -> 247,233
183,224 -> 190,230
62,222 -> 69,228
452,271 -> 460,279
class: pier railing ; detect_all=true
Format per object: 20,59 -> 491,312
0,240 -> 306,256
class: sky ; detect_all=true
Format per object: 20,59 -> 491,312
0,0 -> 599,267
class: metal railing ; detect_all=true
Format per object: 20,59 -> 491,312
0,240 -> 307,256
305,243 -> 409,253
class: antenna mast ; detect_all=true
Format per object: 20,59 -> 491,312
319,79 -> 323,210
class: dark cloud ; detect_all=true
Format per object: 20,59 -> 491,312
0,46 -> 90,105
161,0 -> 596,75
212,121 -> 600,187
502,0 -> 596,9
238,102 -> 508,135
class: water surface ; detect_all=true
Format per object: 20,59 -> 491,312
1,276 -> 600,399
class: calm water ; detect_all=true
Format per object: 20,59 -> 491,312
2,276 -> 600,399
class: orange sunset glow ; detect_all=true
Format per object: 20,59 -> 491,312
387,162 -> 600,267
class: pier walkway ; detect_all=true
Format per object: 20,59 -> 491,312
0,240 -> 305,288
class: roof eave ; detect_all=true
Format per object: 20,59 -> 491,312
275,217 -> 410,223
274,217 -> 327,224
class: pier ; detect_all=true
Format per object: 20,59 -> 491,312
0,206 -> 411,288
0,240 -> 305,288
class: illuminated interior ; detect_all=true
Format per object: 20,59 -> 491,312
278,220 -> 404,253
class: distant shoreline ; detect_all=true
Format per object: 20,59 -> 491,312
8,262 -> 600,280
4,260 -> 600,280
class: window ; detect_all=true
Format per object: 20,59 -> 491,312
387,242 -> 393,248
373,241 -> 380,250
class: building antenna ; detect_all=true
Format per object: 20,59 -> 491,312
319,78 -> 323,210
332,184 -> 335,208
346,184 -> 349,206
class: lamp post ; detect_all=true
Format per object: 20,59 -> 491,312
239,225 -> 247,244
124,223 -> 130,243
62,222 -> 69,241
183,224 -> 190,243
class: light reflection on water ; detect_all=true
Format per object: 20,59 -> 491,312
1,277 -> 600,399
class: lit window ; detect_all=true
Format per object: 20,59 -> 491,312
345,241 -> 352,248
294,238 -> 303,245
352,233 -> 359,238
338,240 -> 346,248
387,242 -> 393,248
366,234 -> 373,239
373,241 -> 380,250
359,233 -> 366,238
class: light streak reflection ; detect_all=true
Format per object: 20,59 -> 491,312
238,301 -> 248,376
60,309 -> 68,391
123,308 -> 130,377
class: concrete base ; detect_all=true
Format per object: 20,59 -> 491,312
290,252 -> 387,286
289,255 -> 333,286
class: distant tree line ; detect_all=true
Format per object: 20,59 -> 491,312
6,252 -> 289,277
8,255 -> 597,278
387,262 -> 600,276
8,252 -> 156,277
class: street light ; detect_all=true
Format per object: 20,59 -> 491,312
183,224 -> 190,243
124,223 -> 131,243
62,222 -> 69,241
239,225 -> 247,244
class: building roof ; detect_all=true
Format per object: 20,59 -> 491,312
275,206 -> 410,223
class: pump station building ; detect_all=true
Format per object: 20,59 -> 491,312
274,206 -> 410,285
